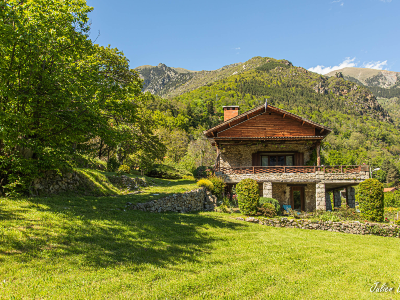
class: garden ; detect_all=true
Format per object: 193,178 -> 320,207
197,176 -> 400,231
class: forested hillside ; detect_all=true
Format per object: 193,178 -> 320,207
144,57 -> 400,179
326,67 -> 400,126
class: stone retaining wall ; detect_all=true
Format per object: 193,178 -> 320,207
127,188 -> 217,213
236,217 -> 400,238
32,171 -> 148,196
32,171 -> 85,195
107,175 -> 148,191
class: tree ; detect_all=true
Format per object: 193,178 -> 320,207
155,128 -> 189,163
0,0 -> 156,195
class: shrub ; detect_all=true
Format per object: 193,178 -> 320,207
182,175 -> 196,181
193,166 -> 213,178
197,179 -> 214,191
216,204 -> 230,213
256,203 -> 277,218
384,191 -> 400,208
145,164 -> 192,179
395,219 -> 400,226
236,178 -> 259,215
208,176 -> 225,200
117,165 -> 130,175
318,211 -> 340,222
106,157 -> 120,172
356,179 -> 384,222
259,197 -> 281,215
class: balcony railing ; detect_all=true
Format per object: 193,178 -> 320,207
218,165 -> 366,175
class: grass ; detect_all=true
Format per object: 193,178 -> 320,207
1,194 -> 400,299
61,168 -> 197,201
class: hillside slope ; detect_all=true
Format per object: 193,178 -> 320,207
156,57 -> 400,166
326,67 -> 400,125
135,57 -> 285,98
326,67 -> 400,89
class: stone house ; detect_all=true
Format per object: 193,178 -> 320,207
203,104 -> 369,211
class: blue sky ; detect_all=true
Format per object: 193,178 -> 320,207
87,0 -> 399,74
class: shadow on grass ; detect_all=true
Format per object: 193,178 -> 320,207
2,195 -> 245,270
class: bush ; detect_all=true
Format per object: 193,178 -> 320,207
236,178 -> 259,215
259,197 -> 281,215
318,211 -> 340,222
356,179 -> 384,222
216,204 -> 230,213
193,166 -> 213,178
256,203 -> 277,218
107,157 -> 120,172
384,191 -> 400,208
208,176 -> 225,200
145,164 -> 192,179
117,165 -> 130,175
197,179 -> 214,191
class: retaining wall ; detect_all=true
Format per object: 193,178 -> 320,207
127,188 -> 217,213
236,217 -> 400,238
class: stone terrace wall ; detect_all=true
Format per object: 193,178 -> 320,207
127,188 -> 217,213
236,217 -> 400,238
32,171 -> 148,196
32,171 -> 84,195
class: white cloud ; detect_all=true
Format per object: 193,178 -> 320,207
380,0 -> 392,2
308,57 -> 356,75
331,0 -> 344,5
309,57 -> 389,74
362,60 -> 387,69
235,47 -> 240,50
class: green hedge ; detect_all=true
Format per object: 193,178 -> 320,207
236,179 -> 259,215
356,179 -> 384,222
384,191 -> 400,208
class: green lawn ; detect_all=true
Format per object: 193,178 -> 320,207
1,194 -> 400,299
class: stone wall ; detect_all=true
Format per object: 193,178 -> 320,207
107,175 -> 148,191
237,217 -> 400,238
32,171 -> 86,195
126,188 -> 217,213
32,171 -> 148,196
219,142 -> 313,169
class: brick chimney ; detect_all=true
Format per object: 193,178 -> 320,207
223,106 -> 239,122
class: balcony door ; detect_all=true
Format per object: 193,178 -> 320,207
290,187 -> 305,211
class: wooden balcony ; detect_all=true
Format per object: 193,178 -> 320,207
218,165 -> 368,175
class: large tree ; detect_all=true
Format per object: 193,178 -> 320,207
0,0 -> 158,195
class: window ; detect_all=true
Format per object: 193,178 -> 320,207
260,154 -> 294,166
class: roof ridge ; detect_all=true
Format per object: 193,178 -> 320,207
203,104 -> 332,136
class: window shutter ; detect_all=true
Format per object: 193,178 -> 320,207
256,153 -> 261,166
252,153 -> 261,166
294,153 -> 304,166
